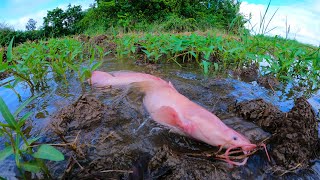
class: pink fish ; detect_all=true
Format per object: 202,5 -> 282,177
88,70 -> 175,89
88,71 -> 269,165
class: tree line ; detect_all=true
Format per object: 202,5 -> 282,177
0,0 -> 245,46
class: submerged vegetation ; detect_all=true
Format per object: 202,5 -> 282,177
0,96 -> 64,178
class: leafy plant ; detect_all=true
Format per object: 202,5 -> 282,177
0,96 -> 64,177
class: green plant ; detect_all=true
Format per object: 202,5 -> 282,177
0,96 -> 64,178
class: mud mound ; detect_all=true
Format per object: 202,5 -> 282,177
257,76 -> 280,90
51,95 -> 106,135
236,97 -> 319,170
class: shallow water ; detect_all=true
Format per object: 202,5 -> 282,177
0,58 -> 319,179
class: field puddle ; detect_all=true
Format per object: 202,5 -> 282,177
0,58 -> 320,179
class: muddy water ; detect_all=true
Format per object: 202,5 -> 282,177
0,58 -> 319,179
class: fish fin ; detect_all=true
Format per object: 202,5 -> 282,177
153,106 -> 185,129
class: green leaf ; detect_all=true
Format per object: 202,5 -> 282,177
21,162 -> 41,173
214,63 -> 219,72
6,37 -> 14,62
90,61 -> 102,71
0,146 -> 13,161
32,144 -> 64,161
13,96 -> 37,117
21,137 -> 41,151
17,112 -> 32,128
0,96 -> 17,128
201,60 -> 211,75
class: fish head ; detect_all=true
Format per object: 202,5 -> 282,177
87,71 -> 112,87
223,128 -> 257,151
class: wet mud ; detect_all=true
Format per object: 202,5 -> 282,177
236,98 -> 319,172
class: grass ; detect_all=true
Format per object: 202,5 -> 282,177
1,28 -> 319,94
112,31 -> 319,91
0,37 -> 109,96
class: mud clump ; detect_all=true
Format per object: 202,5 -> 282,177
147,146 -> 229,180
51,95 -> 106,135
235,97 -> 318,170
233,63 -> 258,82
257,75 -> 280,90
92,35 -> 107,44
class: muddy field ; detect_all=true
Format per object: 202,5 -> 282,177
1,60 -> 320,179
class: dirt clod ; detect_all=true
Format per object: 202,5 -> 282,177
257,75 -> 280,89
236,97 -> 318,171
51,94 -> 106,135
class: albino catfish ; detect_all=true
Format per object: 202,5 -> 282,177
88,71 -> 269,165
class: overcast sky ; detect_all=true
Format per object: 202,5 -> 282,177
0,0 -> 319,46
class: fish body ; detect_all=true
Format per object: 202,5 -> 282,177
88,71 -> 170,88
133,81 -> 254,150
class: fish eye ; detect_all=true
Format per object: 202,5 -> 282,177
233,136 -> 238,141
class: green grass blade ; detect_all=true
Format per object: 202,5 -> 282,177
21,161 -> 42,173
17,112 -> 32,128
0,96 -> 17,128
0,146 -> 14,161
21,137 -> 41,151
32,144 -> 64,161
13,96 -> 38,117
6,37 -> 14,62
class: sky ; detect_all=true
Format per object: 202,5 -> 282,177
0,0 -> 95,29
0,0 -> 319,46
240,0 -> 320,46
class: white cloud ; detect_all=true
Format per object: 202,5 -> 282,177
240,1 -> 320,46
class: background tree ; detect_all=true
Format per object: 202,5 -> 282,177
26,18 -> 37,31
43,4 -> 83,37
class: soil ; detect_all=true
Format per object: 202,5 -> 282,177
257,75 -> 280,90
235,97 -> 319,171
76,34 -> 90,43
92,35 -> 108,44
233,63 -> 259,82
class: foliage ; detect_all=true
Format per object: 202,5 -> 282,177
81,0 -> 244,33
0,96 -> 64,177
114,32 -> 320,90
0,27 -> 45,46
43,4 -> 84,37
0,37 -> 106,93
25,19 -> 37,31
